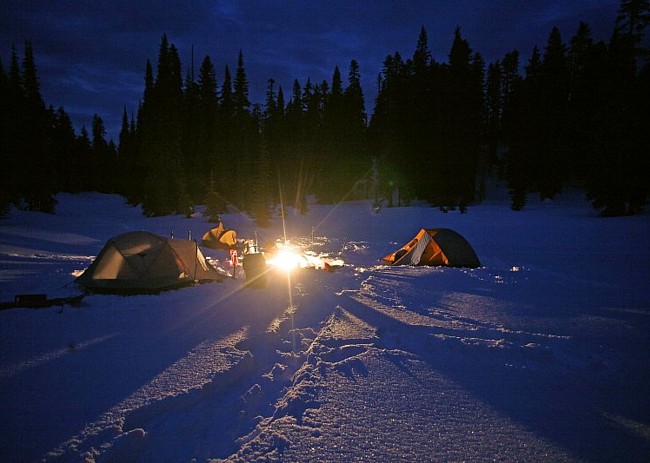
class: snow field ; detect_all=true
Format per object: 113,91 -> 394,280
1,191 -> 649,462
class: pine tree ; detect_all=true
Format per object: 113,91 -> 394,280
220,65 -> 234,117
537,27 -> 569,200
0,58 -> 10,213
413,26 -> 433,71
234,50 -> 251,116
369,52 -> 409,206
18,42 -> 56,212
264,78 -> 278,118
615,0 -> 650,49
138,34 -> 187,216
213,64 -> 235,196
91,114 -> 117,193
585,1 -> 650,215
567,22 -> 604,182
408,28 -> 437,205
182,65 -> 200,195
8,44 -> 22,93
49,107 -> 78,193
117,107 -> 136,199
21,42 -> 43,104
283,78 -> 309,212
75,126 -> 93,192
250,134 -> 272,227
230,51 -> 257,210
485,60 -> 503,168
91,114 -> 108,152
118,107 -> 131,158
192,55 -> 218,196
317,66 -> 344,202
439,27 -> 483,209
488,50 -> 522,183
505,47 -> 541,210
343,60 -> 369,198
499,50 -> 523,192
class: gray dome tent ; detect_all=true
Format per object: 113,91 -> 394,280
76,231 -> 222,293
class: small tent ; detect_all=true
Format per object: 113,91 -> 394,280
381,228 -> 481,268
76,231 -> 222,293
201,222 -> 238,250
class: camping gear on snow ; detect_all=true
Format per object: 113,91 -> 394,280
381,228 -> 481,268
201,222 -> 238,250
242,239 -> 267,287
229,248 -> 239,278
243,253 -> 266,286
75,231 -> 222,293
0,293 -> 85,311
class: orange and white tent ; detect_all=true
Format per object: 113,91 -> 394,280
381,228 -> 480,268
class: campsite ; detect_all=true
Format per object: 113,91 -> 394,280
1,190 -> 649,462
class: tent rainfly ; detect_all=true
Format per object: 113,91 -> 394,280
201,222 -> 238,250
76,231 -> 222,293
381,228 -> 481,268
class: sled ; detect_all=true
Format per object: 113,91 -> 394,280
0,293 -> 85,311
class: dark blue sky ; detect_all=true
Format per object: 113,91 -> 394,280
1,0 -> 620,141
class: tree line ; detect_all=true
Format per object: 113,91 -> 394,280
1,0 -> 648,220
116,37 -> 369,223
0,41 -> 117,214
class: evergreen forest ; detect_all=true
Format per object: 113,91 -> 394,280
1,1 -> 649,221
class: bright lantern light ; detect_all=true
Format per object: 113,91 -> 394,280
269,249 -> 302,271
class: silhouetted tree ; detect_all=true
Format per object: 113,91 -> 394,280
189,55 -> 219,198
234,50 -> 251,116
5,7 -> 647,220
0,42 -> 56,212
137,34 -> 190,216
585,0 -> 650,215
504,46 -> 541,210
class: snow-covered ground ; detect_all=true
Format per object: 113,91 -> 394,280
1,190 -> 649,462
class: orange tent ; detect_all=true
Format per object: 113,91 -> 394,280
381,228 -> 480,268
201,222 -> 238,250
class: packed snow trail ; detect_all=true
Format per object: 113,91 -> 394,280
228,329 -> 576,462
40,265 -> 348,462
54,261 -> 642,463
220,265 -> 632,462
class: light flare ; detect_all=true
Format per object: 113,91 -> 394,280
268,249 -> 302,271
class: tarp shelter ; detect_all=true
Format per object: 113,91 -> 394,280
381,228 -> 481,268
76,231 -> 222,293
201,222 -> 238,250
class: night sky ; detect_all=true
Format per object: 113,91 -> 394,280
1,0 -> 620,141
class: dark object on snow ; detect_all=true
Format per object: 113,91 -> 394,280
242,252 -> 267,288
76,231 -> 222,293
324,262 -> 338,272
0,293 -> 85,311
201,222 -> 238,250
381,228 -> 480,268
